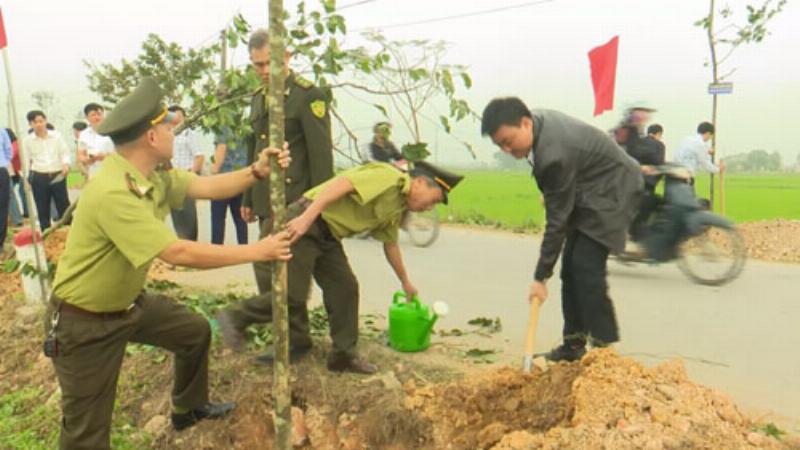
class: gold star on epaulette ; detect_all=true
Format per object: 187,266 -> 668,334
125,173 -> 150,198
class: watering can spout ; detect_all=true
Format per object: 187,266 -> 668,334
417,301 -> 449,346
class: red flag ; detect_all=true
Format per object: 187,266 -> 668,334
0,8 -> 7,49
588,36 -> 619,117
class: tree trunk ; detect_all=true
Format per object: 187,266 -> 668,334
267,0 -> 291,448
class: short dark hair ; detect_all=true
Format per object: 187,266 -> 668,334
72,121 -> 87,131
647,124 -> 663,136
5,128 -> 17,142
481,97 -> 532,136
83,102 -> 104,116
168,105 -> 186,116
248,29 -> 269,52
697,122 -> 714,135
26,110 -> 46,123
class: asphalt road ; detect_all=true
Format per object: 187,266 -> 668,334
176,201 -> 800,432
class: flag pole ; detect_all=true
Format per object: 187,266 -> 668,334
1,8 -> 50,303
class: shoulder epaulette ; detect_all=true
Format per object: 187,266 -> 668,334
293,75 -> 314,89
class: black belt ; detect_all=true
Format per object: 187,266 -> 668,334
51,296 -> 135,320
32,170 -> 61,177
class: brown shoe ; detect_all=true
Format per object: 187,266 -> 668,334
327,355 -> 378,375
216,310 -> 245,353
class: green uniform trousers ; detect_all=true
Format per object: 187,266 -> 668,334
229,212 -> 360,359
46,293 -> 211,450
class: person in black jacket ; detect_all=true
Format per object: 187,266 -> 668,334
482,97 -> 643,362
627,124 -> 666,241
368,122 -> 402,163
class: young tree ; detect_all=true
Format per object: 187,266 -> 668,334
695,0 -> 787,207
267,0 -> 291,448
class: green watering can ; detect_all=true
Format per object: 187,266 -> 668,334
388,291 -> 449,352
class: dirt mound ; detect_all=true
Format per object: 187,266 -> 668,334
406,365 -> 580,449
737,220 -> 800,263
406,349 -> 789,450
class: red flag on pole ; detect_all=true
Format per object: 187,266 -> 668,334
588,36 -> 619,117
0,8 -> 7,49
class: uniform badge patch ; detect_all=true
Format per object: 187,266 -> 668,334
310,100 -> 326,118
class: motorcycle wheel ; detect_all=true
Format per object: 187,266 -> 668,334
676,224 -> 746,286
404,209 -> 440,248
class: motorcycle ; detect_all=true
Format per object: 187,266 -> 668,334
615,164 -> 746,286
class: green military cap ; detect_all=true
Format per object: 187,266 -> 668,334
411,160 -> 464,204
97,77 -> 177,142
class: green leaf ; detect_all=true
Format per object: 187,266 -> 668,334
2,259 -> 20,273
401,142 -> 431,162
460,72 -> 472,89
465,348 -> 496,358
439,116 -> 451,133
373,103 -> 388,118
440,69 -> 455,95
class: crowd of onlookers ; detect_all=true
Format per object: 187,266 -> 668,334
0,102 -> 250,256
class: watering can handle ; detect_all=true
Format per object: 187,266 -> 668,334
392,290 -> 421,307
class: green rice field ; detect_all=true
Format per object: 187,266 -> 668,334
439,171 -> 800,230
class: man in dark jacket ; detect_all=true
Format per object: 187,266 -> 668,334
226,29 -> 334,363
481,97 -> 643,361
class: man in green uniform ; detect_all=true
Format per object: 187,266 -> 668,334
46,77 -> 292,450
220,161 -> 463,374
233,29 -> 334,362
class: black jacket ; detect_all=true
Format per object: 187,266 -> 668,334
243,72 -> 334,217
531,109 -> 643,281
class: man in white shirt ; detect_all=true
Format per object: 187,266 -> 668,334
673,121 -> 725,182
168,105 -> 204,241
22,110 -> 72,230
77,103 -> 114,179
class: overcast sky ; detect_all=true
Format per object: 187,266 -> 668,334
1,0 -> 798,166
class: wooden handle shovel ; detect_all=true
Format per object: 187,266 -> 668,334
522,296 -> 542,372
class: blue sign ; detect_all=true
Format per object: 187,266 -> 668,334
708,82 -> 733,95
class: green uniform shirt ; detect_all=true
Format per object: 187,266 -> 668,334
304,162 -> 409,243
53,152 -> 195,312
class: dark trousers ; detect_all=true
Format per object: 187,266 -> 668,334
226,202 -> 360,360
210,194 -> 247,245
47,293 -> 211,450
0,168 -> 9,248
560,230 -> 619,347
630,187 -> 660,242
170,196 -> 198,241
30,171 -> 70,231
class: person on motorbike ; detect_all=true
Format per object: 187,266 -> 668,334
612,107 -> 663,243
369,122 -> 403,163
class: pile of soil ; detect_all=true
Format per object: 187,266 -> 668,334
407,349 -> 792,449
736,220 -> 800,263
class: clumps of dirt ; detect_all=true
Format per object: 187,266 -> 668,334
737,220 -> 800,263
43,228 -> 68,261
407,348 -> 789,450
406,364 -> 580,449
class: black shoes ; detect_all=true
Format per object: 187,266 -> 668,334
171,402 -> 237,431
543,344 -> 587,362
255,344 -> 313,365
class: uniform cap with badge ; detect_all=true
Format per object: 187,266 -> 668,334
410,161 -> 464,204
97,77 -> 178,145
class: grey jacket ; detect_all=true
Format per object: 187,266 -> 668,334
531,109 -> 643,281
